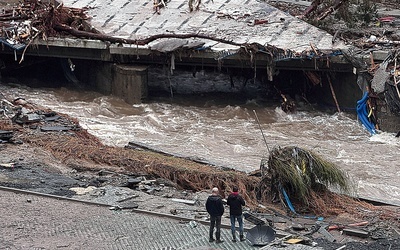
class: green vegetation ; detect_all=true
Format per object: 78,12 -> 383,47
267,146 -> 350,205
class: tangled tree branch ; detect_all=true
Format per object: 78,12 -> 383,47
53,23 -> 243,47
302,0 -> 349,21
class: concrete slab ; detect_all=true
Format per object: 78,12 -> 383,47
60,0 -> 346,54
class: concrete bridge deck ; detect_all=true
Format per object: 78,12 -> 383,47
60,0 -> 341,51
35,0 -> 350,71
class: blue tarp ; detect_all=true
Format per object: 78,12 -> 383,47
0,37 -> 26,50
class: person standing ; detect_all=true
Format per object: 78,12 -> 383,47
205,187 -> 224,243
227,186 -> 246,242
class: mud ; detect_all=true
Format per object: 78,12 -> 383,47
0,160 -> 80,197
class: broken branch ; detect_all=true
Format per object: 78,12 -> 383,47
53,23 -> 243,47
317,0 -> 347,21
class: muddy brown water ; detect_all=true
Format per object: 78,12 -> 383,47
1,83 -> 400,208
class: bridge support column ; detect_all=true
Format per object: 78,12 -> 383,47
112,64 -> 148,104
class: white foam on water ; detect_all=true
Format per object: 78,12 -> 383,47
369,131 -> 400,146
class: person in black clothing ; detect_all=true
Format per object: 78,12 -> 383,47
205,187 -> 224,243
227,186 -> 246,242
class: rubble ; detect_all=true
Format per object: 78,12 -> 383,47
0,129 -> 13,142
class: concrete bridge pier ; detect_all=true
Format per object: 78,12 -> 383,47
82,61 -> 148,104
112,64 -> 148,104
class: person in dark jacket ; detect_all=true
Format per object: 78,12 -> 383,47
227,186 -> 246,242
205,187 -> 224,243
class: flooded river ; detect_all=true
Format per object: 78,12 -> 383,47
1,83 -> 399,206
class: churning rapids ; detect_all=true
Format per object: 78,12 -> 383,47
1,83 -> 399,206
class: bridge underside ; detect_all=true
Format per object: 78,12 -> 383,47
0,39 -> 357,108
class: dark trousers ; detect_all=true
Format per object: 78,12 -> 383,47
209,215 -> 222,240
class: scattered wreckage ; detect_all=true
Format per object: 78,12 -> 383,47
368,50 -> 400,134
65,171 -> 399,249
0,96 -> 80,144
343,48 -> 400,135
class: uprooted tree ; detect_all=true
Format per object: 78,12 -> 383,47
258,146 -> 352,215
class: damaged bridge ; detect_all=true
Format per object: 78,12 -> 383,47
0,0 -> 379,107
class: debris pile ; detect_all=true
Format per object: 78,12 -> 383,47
0,0 -> 91,62
272,0 -> 400,133
266,146 -> 349,205
300,0 -> 349,22
1,97 -> 81,134
256,145 -> 358,219
370,50 -> 400,116
242,206 -> 399,248
347,48 -> 400,133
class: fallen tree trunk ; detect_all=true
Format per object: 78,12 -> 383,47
53,23 -> 243,47
302,0 -> 349,21
302,0 -> 322,18
317,0 -> 347,21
